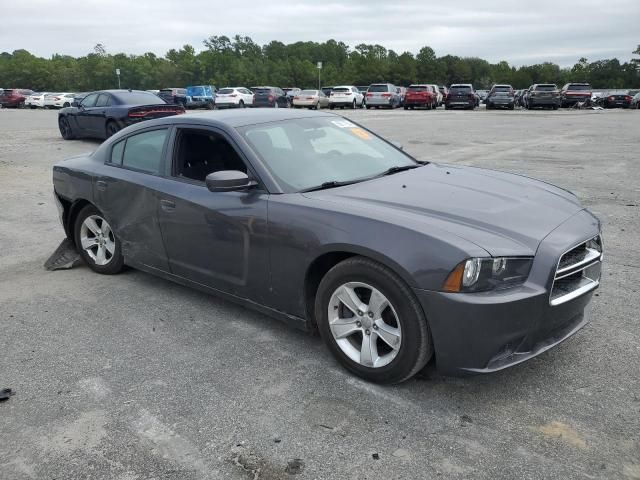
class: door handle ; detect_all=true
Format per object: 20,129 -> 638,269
96,180 -> 108,191
160,199 -> 176,212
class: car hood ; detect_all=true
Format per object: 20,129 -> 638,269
303,163 -> 584,256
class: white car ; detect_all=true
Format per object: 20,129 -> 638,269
25,92 -> 49,108
43,93 -> 76,108
215,87 -> 254,108
292,90 -> 329,109
428,84 -> 443,106
329,85 -> 365,109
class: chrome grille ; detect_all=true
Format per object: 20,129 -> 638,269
550,235 -> 602,306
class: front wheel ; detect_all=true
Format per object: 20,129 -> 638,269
74,205 -> 125,275
58,117 -> 75,140
315,257 -> 433,384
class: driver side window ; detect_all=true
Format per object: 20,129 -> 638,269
173,129 -> 247,183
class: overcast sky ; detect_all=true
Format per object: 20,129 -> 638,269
2,0 -> 638,67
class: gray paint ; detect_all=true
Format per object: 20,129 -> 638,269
52,110 -> 601,374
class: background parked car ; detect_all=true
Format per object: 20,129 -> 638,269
596,90 -> 633,109
403,84 -> 437,110
321,86 -> 334,97
445,84 -> 477,110
283,88 -> 301,107
438,86 -> 449,103
58,89 -> 184,140
560,83 -> 592,107
365,83 -> 400,109
329,86 -> 364,109
527,84 -> 560,110
426,84 -> 443,106
185,85 -> 216,109
158,88 -> 188,106
252,86 -> 289,108
73,92 -> 89,105
293,89 -> 329,109
1,89 -> 34,108
25,92 -> 48,108
476,89 -> 489,102
485,84 -> 515,110
44,93 -> 63,109
396,86 -> 407,106
631,92 -> 640,109
49,93 -> 76,108
215,87 -> 254,108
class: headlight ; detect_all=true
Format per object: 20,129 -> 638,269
443,257 -> 533,293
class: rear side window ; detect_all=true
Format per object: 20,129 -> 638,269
121,129 -> 168,174
95,94 -> 111,107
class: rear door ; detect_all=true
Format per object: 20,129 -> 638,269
93,127 -> 172,271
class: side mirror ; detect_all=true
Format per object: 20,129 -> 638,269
205,170 -> 256,192
71,101 -> 80,108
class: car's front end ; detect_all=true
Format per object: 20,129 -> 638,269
415,211 -> 601,375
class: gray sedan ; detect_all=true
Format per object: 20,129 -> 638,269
52,109 -> 603,383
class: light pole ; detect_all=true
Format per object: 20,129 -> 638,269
317,62 -> 322,90
116,68 -> 121,89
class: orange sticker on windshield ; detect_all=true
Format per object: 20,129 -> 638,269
350,128 -> 370,140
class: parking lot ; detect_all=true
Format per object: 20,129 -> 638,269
1,107 -> 639,479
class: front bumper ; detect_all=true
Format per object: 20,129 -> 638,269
415,209 -> 601,376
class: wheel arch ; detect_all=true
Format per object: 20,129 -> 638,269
303,247 -> 417,328
63,198 -> 95,247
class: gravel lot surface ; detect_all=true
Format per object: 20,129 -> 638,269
1,107 -> 639,479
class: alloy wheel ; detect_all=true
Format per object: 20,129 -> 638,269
80,215 -> 115,266
328,282 -> 402,368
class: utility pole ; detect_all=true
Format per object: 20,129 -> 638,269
116,68 -> 121,89
317,62 -> 322,90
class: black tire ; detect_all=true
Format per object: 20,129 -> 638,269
366,105 -> 371,109
315,256 -> 433,384
352,99 -> 357,109
206,101 -> 215,110
63,102 -> 71,108
239,100 -> 245,108
403,106 -> 408,110
58,116 -> 75,140
329,105 -> 335,110
74,204 -> 125,275
105,120 -> 120,138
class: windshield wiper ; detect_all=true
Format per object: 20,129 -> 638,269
378,164 -> 422,177
300,180 -> 360,192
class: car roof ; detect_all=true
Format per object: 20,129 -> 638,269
135,108 -> 338,130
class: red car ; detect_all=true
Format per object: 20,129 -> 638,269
0,89 -> 33,108
403,84 -> 437,110
560,83 -> 591,107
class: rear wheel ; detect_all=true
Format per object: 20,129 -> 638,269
352,99 -> 356,109
63,102 -> 70,108
366,105 -> 371,109
316,257 -> 432,384
105,121 -> 120,138
74,205 -> 124,275
58,117 -> 75,140
239,100 -> 245,108
403,106 -> 408,110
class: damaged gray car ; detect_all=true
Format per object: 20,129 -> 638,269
52,109 -> 603,383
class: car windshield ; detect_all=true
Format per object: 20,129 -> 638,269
408,86 -> 428,91
113,91 -> 166,105
300,90 -> 318,95
568,84 -> 590,91
239,117 -> 418,192
254,88 -> 272,94
333,88 -> 350,92
368,85 -> 389,92
492,86 -> 511,92
535,85 -> 557,91
187,86 -> 206,96
218,88 -> 234,94
450,86 -> 471,93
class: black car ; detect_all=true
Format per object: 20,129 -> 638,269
157,88 -> 188,106
596,90 -> 633,109
52,109 -> 602,384
58,90 -> 184,140
444,84 -> 477,110
252,87 -> 289,108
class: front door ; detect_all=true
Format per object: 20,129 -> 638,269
156,126 -> 270,302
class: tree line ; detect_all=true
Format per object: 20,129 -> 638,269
1,36 -> 639,92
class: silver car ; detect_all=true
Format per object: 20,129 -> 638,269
292,90 -> 329,109
365,83 -> 401,109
